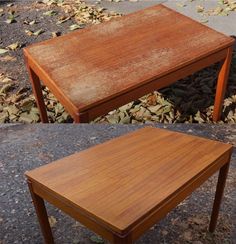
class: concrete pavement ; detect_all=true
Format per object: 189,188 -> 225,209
85,0 -> 236,37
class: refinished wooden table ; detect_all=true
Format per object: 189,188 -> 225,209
25,127 -> 232,244
23,4 -> 235,123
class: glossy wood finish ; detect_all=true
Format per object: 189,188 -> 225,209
27,180 -> 54,244
25,127 -> 233,243
23,4 -> 234,123
209,161 -> 230,232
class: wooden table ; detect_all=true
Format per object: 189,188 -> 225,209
25,127 -> 232,244
23,4 -> 234,123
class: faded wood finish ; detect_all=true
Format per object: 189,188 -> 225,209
25,58 -> 49,123
25,127 -> 233,243
23,4 -> 234,123
213,47 -> 233,121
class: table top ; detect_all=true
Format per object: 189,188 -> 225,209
25,127 -> 232,235
24,4 -> 234,112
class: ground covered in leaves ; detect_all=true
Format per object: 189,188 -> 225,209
0,0 -> 236,124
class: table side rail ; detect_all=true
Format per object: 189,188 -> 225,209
30,181 -> 119,242
25,45 -> 230,122
27,147 -> 232,242
128,149 -> 232,240
83,47 -> 229,121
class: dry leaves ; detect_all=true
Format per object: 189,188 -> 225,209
7,42 -> 20,51
48,216 -> 57,227
0,49 -> 8,55
90,235 -> 104,243
25,29 -> 44,36
196,0 -> 236,18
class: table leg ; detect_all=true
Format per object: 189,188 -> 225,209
209,162 -> 230,233
27,180 -> 54,244
113,234 -> 132,244
26,64 -> 49,123
213,47 -> 233,122
74,111 -> 89,123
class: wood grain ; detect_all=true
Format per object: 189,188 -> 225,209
25,127 -> 232,236
24,4 -> 234,114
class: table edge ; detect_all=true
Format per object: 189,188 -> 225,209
24,127 -> 233,235
23,3 -> 235,113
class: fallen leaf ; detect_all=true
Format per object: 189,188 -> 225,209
25,29 -> 44,36
0,83 -> 14,94
29,20 -> 36,25
176,3 -> 187,8
33,29 -> 44,36
90,235 -> 104,243
7,42 -> 20,50
0,77 -> 13,83
0,49 -> 8,55
5,14 -> 15,24
43,10 -> 57,16
51,31 -> 60,38
0,55 -> 17,62
20,98 -> 34,111
69,24 -> 82,31
57,16 -> 70,24
48,216 -> 57,227
196,5 -> 205,13
25,30 -> 33,36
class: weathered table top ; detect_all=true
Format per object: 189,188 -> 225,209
25,127 -> 232,235
24,4 -> 234,112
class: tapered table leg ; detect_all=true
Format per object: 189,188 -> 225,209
28,180 -> 54,244
26,63 -> 49,123
209,162 -> 230,233
213,47 -> 233,122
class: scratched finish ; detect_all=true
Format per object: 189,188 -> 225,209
24,4 -> 234,111
25,127 -> 232,235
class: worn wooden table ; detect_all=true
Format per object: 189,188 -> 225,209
25,127 -> 232,244
23,4 -> 234,123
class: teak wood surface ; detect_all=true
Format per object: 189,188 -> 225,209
25,127 -> 233,243
24,4 -> 234,123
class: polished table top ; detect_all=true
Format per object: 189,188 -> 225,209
26,127 -> 232,235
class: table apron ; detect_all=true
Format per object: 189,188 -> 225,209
25,46 -> 229,122
128,150 -> 231,241
82,47 -> 228,121
31,181 -> 120,242
29,149 -> 231,243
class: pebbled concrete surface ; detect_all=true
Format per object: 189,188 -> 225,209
85,0 -> 236,37
0,124 -> 235,243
